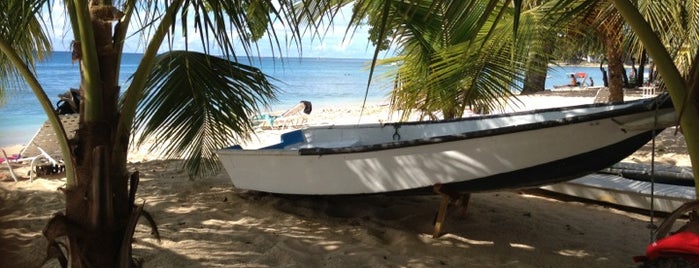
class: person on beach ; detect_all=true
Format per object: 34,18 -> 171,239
569,74 -> 579,87
555,74 -> 580,88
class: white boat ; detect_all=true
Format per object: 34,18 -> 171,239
218,95 -> 675,195
539,162 -> 695,213
540,174 -> 695,213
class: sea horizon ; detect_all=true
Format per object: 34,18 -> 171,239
1,51 -> 613,147
0,52 -> 392,147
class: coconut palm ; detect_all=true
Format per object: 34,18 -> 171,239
562,0 -> 694,102
592,3 -> 627,101
0,0 -> 318,266
363,1 -> 525,119
390,1 -> 532,119
3,0 -> 699,266
326,0 -> 536,119
520,1 -> 559,95
516,1 -> 626,99
622,0 -> 699,87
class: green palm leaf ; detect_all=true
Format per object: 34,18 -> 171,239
133,51 -> 277,178
378,1 -> 527,119
0,0 -> 51,105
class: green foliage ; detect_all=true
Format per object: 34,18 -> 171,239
375,1 -> 528,119
364,1 -> 399,51
0,0 -> 51,106
629,0 -> 699,78
133,51 -> 277,178
118,0 -> 311,177
245,0 -> 273,40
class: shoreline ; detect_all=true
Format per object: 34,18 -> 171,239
0,99 -> 393,148
2,91 -> 687,167
1,91 -> 687,166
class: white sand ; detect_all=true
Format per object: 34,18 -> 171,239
1,93 -> 692,267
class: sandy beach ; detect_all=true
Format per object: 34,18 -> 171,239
1,91 -> 692,267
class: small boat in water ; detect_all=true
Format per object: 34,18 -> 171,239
218,94 -> 675,195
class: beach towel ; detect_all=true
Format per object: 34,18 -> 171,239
0,153 -> 20,164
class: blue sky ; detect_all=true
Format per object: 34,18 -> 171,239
47,4 -> 381,59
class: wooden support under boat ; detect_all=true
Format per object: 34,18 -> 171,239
432,183 -> 471,238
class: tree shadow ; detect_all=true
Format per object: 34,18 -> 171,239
0,178 -> 64,267
0,158 -> 666,267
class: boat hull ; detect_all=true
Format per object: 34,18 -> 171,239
412,130 -> 654,194
218,97 -> 675,195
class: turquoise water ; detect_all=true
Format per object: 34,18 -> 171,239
0,52 -> 391,147
0,51 -> 610,147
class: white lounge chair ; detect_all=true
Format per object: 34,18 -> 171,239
255,101 -> 312,129
1,147 -> 60,182
1,114 -> 79,182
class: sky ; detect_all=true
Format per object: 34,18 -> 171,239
46,3 -> 381,59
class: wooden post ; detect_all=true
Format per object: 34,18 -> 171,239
433,192 -> 450,238
432,184 -> 472,238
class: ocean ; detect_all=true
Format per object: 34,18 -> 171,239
0,51 -> 606,147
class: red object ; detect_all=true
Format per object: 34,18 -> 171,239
576,72 -> 587,78
645,231 -> 699,262
0,154 -> 20,164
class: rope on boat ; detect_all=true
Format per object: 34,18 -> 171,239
649,95 -> 660,242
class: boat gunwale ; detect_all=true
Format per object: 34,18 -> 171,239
219,95 -> 671,156
296,96 -> 671,155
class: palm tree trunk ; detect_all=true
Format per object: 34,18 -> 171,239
61,4 -> 132,267
522,52 -> 549,94
600,18 -> 625,102
521,32 -> 553,95
638,50 -> 647,85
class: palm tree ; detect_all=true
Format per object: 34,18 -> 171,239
0,0 -> 314,266
520,0 -> 564,95
523,1 -> 626,101
594,4 -> 626,101
573,1 -> 687,102
348,0 -> 535,119
3,0 -> 698,265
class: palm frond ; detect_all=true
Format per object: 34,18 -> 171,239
0,0 -> 52,106
384,0 -> 528,119
133,51 -> 277,178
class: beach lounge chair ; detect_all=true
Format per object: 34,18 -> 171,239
1,147 -> 61,182
256,101 -> 312,129
0,150 -> 22,182
640,85 -> 658,97
1,114 -> 79,181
